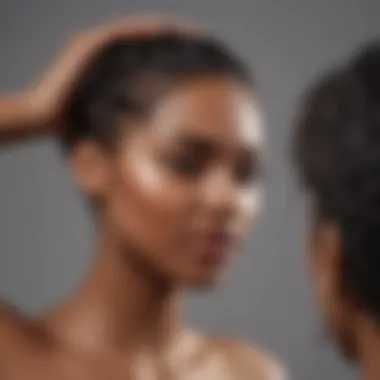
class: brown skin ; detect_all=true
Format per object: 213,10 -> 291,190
0,18 -> 286,380
308,210 -> 380,380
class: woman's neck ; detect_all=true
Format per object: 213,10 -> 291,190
357,316 -> 380,380
43,230 -> 182,355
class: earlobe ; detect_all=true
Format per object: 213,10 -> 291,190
70,141 -> 109,197
320,224 -> 342,282
314,222 -> 345,312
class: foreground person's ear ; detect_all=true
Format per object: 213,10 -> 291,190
70,141 -> 110,198
312,223 -> 342,304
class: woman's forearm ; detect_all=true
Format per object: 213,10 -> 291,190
0,92 -> 49,145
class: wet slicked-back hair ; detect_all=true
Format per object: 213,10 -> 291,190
62,32 -> 252,152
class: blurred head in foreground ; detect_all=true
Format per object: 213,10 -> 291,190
294,41 -> 380,361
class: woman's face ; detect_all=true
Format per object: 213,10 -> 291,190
79,76 -> 264,286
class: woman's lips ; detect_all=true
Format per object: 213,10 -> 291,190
192,231 -> 238,265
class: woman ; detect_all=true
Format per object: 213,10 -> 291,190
293,41 -> 380,379
0,18 -> 285,379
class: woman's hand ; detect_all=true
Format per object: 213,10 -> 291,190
0,16 -> 199,144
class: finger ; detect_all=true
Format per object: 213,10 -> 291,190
87,15 -> 203,42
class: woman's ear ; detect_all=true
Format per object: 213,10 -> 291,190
69,140 -> 110,197
311,222 -> 342,307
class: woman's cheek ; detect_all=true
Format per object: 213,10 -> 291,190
238,183 -> 264,228
124,150 -> 196,214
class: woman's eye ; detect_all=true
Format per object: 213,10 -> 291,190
234,157 -> 261,184
168,153 -> 205,177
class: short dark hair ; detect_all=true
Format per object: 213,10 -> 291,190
62,32 -> 252,151
294,40 -> 380,320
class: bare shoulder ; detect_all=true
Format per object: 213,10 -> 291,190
0,299 -> 24,335
0,300 -> 59,379
214,337 -> 289,380
0,298 -> 29,332
0,299 -> 42,358
0,300 -> 27,373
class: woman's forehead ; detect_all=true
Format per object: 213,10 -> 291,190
147,76 -> 264,147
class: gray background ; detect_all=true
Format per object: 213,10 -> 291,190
0,0 -> 378,378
